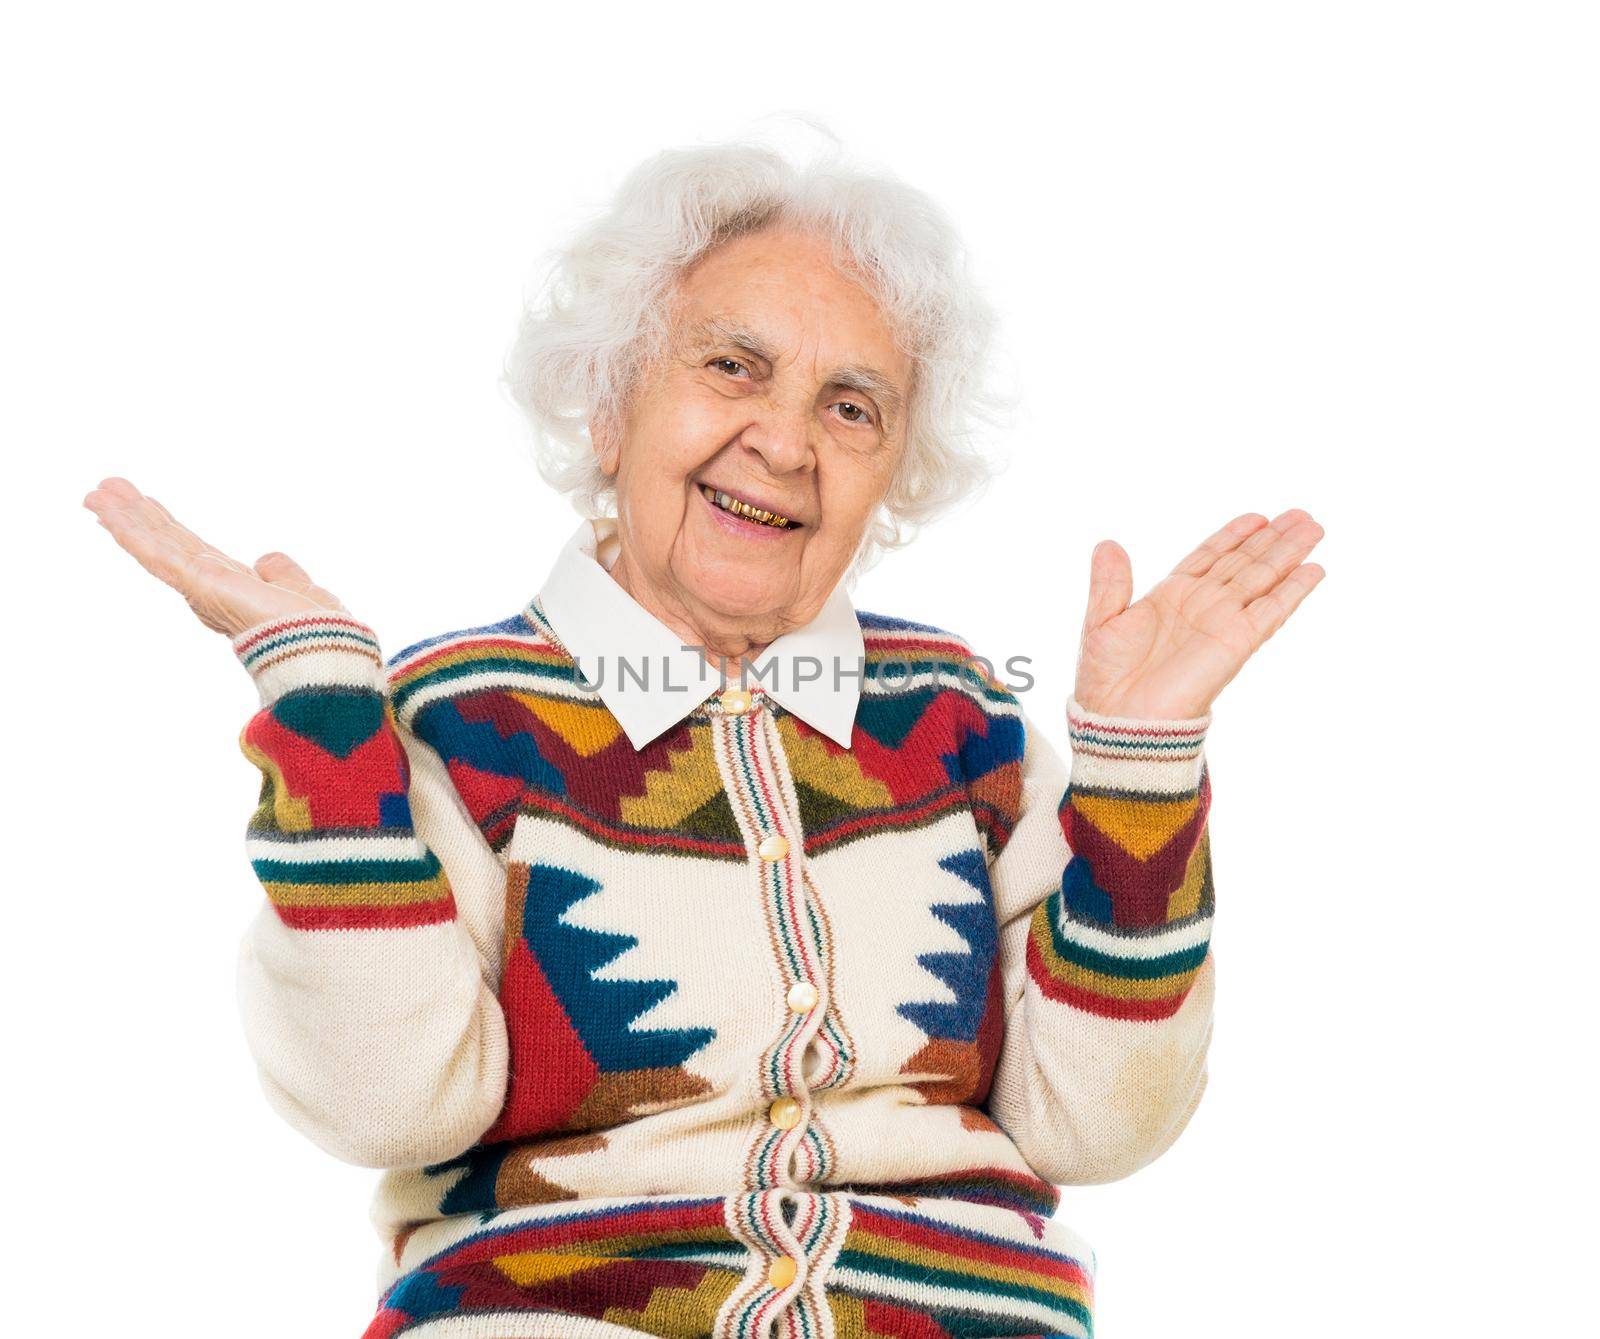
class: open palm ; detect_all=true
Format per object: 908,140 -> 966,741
82,476 -> 347,638
1074,508 -> 1326,721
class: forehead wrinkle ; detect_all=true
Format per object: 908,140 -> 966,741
686,314 -> 908,426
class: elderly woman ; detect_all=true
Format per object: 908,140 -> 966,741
84,139 -> 1323,1339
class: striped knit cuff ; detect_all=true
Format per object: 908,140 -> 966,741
1064,698 -> 1210,794
231,611 -> 388,707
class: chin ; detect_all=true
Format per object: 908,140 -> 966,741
676,560 -> 801,623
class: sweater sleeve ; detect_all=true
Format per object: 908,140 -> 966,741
230,611 -> 510,1170
983,696 -> 1215,1185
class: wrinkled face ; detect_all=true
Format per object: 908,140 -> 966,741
595,225 -> 913,647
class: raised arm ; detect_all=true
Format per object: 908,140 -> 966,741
984,507 -> 1324,1180
232,611 -> 510,1168
985,699 -> 1215,1183
81,477 -> 511,1169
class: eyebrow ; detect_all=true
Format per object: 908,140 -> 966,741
687,316 -> 907,426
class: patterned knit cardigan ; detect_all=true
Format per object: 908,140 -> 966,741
230,597 -> 1216,1339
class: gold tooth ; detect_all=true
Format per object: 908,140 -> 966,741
707,484 -> 792,528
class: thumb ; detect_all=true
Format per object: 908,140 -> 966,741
1082,540 -> 1133,637
254,550 -> 316,589
254,551 -> 346,613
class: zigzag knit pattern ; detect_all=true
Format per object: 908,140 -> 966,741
364,1193 -> 1093,1339
236,615 -> 458,930
229,599 -> 1216,1339
1028,710 -> 1214,1020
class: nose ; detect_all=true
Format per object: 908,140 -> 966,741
738,402 -> 816,476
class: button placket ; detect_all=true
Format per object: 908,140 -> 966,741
755,712 -> 839,1190
786,1191 -> 851,1338
716,1189 -> 852,1339
791,869 -> 854,1097
712,697 -> 835,1192
717,1189 -> 813,1339
706,700 -> 860,1339
763,715 -> 858,1101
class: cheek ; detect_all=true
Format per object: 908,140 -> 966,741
820,451 -> 898,528
629,392 -> 736,481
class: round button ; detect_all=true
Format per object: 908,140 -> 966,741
720,688 -> 752,715
786,980 -> 819,1013
767,1255 -> 798,1289
757,833 -> 789,862
768,1095 -> 803,1129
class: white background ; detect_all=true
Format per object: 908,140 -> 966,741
6,3 -> 1597,1334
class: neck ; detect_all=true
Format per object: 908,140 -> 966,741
607,548 -> 775,679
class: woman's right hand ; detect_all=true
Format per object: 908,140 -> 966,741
82,476 -> 349,638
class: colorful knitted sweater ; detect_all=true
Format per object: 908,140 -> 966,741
229,539 -> 1216,1339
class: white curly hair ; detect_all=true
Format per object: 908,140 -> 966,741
503,123 -> 1013,572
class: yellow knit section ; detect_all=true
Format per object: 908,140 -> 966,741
515,691 -> 625,757
1071,791 -> 1199,859
261,874 -> 452,909
601,1266 -> 742,1336
775,715 -> 894,806
492,1251 -> 614,1287
827,1293 -> 872,1338
621,739 -> 725,828
1166,829 -> 1212,920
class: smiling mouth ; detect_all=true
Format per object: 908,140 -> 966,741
699,484 -> 799,529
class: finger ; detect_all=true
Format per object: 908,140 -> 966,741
137,492 -> 216,558
1242,563 -> 1325,644
255,551 -> 346,611
89,479 -> 212,562
255,551 -> 316,592
1220,515 -> 1325,604
1203,508 -> 1314,589
86,477 -> 174,529
1170,512 -> 1271,577
143,492 -> 178,525
89,480 -> 252,593
1082,539 -> 1133,636
90,497 -> 200,592
85,476 -> 143,506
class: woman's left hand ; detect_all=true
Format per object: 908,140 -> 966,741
1073,508 -> 1326,720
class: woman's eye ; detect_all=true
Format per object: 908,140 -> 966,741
835,401 -> 872,425
710,358 -> 749,377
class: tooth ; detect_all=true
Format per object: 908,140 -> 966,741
703,485 -> 794,527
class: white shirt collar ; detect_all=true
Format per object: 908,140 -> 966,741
528,518 -> 864,752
